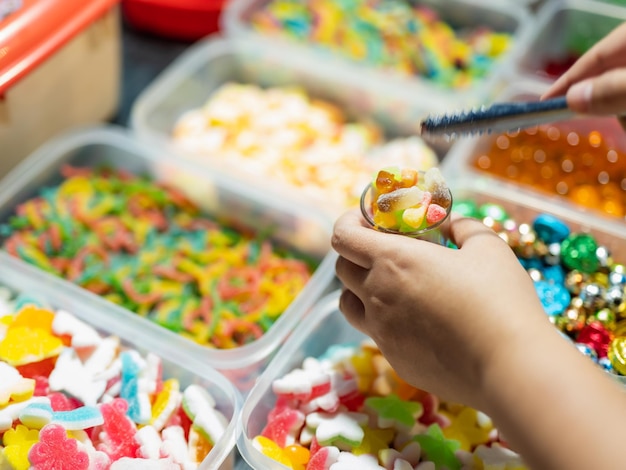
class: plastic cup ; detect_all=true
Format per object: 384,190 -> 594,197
360,176 -> 453,246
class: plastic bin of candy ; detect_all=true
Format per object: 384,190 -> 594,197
515,0 -> 626,82
0,125 -> 337,393
131,35 -> 446,219
441,79 -> 626,236
238,180 -> 626,469
221,0 -> 534,113
0,251 -> 241,469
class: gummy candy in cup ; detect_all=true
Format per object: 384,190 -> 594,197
360,168 -> 453,246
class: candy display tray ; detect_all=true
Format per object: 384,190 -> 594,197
0,250 -> 242,470
440,79 -> 626,246
221,0 -> 534,113
0,125 -> 337,393
130,35 -> 456,220
515,0 -> 626,83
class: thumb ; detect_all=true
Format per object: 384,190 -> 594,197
567,68 -> 626,116
445,213 -> 504,250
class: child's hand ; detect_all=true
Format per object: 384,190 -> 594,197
331,209 -> 552,409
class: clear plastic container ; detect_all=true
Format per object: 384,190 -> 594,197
237,290 -> 364,470
130,35 -> 449,219
515,0 -> 626,82
221,0 -> 534,112
440,79 -> 626,245
0,250 -> 241,470
0,125 -> 337,392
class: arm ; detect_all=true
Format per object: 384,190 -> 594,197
332,209 -> 626,470
542,21 -> 626,128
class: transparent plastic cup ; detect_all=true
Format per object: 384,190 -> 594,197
359,176 -> 453,246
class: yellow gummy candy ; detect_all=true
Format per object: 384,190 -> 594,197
0,327 -> 64,366
2,424 -> 40,470
151,378 -> 181,431
10,306 -> 55,333
252,436 -> 293,468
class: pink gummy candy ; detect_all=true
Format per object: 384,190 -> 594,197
96,398 -> 140,460
261,407 -> 305,448
426,203 -> 447,224
306,445 -> 340,470
28,424 -> 90,470
48,392 -> 82,411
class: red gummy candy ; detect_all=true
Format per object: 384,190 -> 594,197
306,445 -> 337,470
260,407 -> 305,448
28,424 -> 90,470
97,398 -> 140,460
16,357 -> 57,379
338,389 -> 365,412
48,392 -> 82,411
33,376 -> 50,396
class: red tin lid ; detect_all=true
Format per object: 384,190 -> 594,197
121,0 -> 226,42
0,0 -> 120,95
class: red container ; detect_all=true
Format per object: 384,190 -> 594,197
122,0 -> 226,41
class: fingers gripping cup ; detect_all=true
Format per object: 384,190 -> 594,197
360,167 -> 453,245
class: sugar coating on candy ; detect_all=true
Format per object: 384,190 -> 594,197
172,83 -> 439,213
1,424 -> 39,470
366,166 -> 451,232
254,340 -> 526,470
28,424 -> 90,470
0,295 -> 230,468
1,165 -> 315,350
0,326 -> 64,366
261,407 -> 306,448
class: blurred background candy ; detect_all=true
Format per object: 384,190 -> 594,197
248,0 -> 512,89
